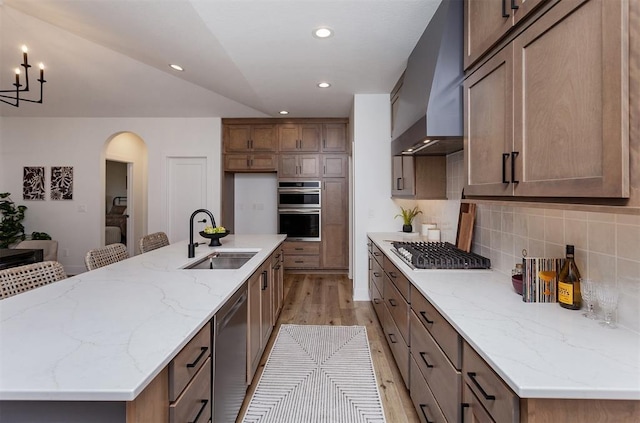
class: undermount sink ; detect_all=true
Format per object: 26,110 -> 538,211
184,251 -> 257,270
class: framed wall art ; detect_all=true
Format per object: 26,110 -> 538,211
51,166 -> 73,200
23,166 -> 46,200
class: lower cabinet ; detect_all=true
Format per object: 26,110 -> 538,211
282,240 -> 321,269
168,322 -> 212,423
410,355 -> 448,423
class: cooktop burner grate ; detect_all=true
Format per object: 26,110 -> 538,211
391,241 -> 491,269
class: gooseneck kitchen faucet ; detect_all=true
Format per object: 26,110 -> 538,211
188,208 -> 216,258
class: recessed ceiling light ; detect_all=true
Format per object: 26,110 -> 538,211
169,64 -> 184,71
313,27 -> 333,38
279,110 -> 289,115
317,82 -> 331,88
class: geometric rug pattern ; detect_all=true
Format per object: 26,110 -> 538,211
241,324 -> 386,422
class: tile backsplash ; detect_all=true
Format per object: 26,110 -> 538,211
410,151 -> 640,333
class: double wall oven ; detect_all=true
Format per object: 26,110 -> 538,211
278,181 -> 321,241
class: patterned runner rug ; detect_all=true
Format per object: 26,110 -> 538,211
241,324 -> 386,423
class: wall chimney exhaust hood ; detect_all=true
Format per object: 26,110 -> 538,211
391,0 -> 463,156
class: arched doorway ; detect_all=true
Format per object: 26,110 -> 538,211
103,132 -> 148,257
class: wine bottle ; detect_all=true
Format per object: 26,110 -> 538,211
557,245 -> 581,310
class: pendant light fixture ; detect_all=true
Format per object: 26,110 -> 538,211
0,45 -> 46,107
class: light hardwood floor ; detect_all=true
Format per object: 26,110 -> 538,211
237,273 -> 420,423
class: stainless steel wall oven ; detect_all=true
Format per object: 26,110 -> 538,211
278,181 -> 321,241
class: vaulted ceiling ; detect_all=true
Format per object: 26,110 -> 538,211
0,0 -> 441,118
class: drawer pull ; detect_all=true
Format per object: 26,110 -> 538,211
419,352 -> 434,368
389,271 -> 398,279
295,260 -> 304,263
419,404 -> 435,423
388,333 -> 398,344
373,272 -> 381,277
189,399 -> 209,423
295,247 -> 304,250
373,298 -> 381,304
420,311 -> 434,325
373,252 -> 381,257
468,372 -> 496,401
388,298 -> 397,307
186,346 -> 208,368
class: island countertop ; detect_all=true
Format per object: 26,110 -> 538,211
368,233 -> 640,400
0,234 -> 286,401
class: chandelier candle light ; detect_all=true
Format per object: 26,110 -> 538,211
0,45 -> 46,107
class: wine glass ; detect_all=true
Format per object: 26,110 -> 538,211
596,284 -> 619,328
580,278 -> 598,319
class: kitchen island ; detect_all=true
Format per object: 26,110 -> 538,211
0,234 -> 285,421
368,232 -> 640,422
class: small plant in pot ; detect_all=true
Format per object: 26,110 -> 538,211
395,206 -> 422,233
0,193 -> 51,248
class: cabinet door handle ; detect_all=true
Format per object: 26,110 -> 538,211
250,139 -> 253,149
262,270 -> 268,290
323,139 -> 326,149
419,404 -> 435,423
247,158 -> 251,168
388,333 -> 398,344
189,399 -> 209,423
388,298 -> 397,307
468,372 -> 496,400
502,153 -> 510,183
396,177 -> 404,190
419,352 -> 434,368
501,0 -> 510,17
247,139 -> 251,150
186,346 -> 208,368
511,0 -> 519,10
511,151 -> 519,184
420,311 -> 434,324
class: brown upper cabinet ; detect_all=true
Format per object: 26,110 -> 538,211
464,0 -> 629,198
322,123 -> 349,152
224,124 -> 277,153
278,123 -> 321,152
464,0 -> 548,69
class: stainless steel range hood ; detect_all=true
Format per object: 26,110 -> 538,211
391,0 -> 463,156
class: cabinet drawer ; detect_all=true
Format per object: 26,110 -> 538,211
282,241 -> 320,255
170,358 -> 212,423
383,274 -> 409,345
411,311 -> 461,423
169,321 -> 211,401
463,382 -> 495,423
371,257 -> 384,300
382,302 -> 409,388
463,342 -> 519,423
383,259 -> 409,302
411,286 -> 461,369
371,242 -> 384,266
283,255 -> 320,268
410,355 -> 448,423
371,281 -> 384,327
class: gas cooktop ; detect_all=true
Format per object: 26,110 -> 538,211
391,241 -> 491,270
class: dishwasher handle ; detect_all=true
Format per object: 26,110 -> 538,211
218,291 -> 248,330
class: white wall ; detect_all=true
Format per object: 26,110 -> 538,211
352,94 -> 399,300
0,117 -> 221,275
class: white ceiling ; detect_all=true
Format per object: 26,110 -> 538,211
0,0 -> 442,118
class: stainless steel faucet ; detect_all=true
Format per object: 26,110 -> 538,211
188,208 -> 216,258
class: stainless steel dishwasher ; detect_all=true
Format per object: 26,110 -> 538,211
214,285 -> 248,423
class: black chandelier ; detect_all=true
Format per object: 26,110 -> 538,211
0,45 -> 46,107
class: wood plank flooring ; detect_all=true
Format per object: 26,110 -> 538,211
237,273 -> 420,423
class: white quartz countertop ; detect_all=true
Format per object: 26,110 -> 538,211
368,233 -> 640,400
0,234 -> 286,401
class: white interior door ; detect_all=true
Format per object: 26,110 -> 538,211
167,157 -> 207,242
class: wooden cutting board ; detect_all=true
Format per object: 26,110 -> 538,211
456,203 -> 476,252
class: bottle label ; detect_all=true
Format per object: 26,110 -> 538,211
558,281 -> 573,304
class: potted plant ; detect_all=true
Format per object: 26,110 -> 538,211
395,206 -> 422,233
0,192 -> 51,248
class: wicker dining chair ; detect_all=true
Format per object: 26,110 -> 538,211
0,261 -> 67,299
138,232 -> 170,254
85,243 -> 129,271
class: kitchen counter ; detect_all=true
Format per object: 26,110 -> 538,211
0,234 -> 285,401
368,233 -> 640,400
